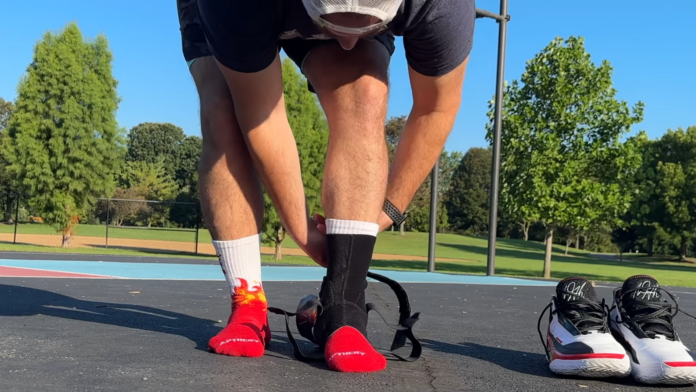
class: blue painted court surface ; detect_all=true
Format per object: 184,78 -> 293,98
0,258 -> 556,286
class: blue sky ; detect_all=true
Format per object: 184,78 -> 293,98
1,1 -> 693,154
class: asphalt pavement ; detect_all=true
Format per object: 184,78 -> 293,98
2,272 -> 696,391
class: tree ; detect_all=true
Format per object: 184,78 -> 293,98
175,135 -> 202,193
0,98 -> 12,132
126,122 -> 185,181
487,36 -> 644,278
385,115 -> 407,165
118,159 -> 178,227
446,147 -> 492,235
650,127 -> 696,261
106,187 -> 148,226
383,116 -> 460,234
2,23 -> 121,247
384,116 -> 408,233
437,150 -> 464,205
621,134 -> 660,256
262,59 -> 328,259
0,98 -> 15,222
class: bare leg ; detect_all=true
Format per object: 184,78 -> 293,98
189,57 -> 269,357
302,40 -> 391,372
304,40 -> 390,223
190,57 -> 263,239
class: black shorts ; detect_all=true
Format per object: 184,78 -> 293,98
177,0 -> 210,62
177,0 -> 395,92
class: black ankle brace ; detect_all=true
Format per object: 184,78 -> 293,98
313,233 -> 375,345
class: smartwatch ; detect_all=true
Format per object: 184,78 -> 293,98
383,199 -> 407,227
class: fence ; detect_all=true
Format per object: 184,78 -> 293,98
0,193 -> 209,256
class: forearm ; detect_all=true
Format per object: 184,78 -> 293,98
385,62 -> 466,219
245,119 -> 310,244
385,109 -> 457,213
215,54 -> 310,245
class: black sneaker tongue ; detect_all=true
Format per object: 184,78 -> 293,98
622,275 -> 662,303
557,277 -> 597,303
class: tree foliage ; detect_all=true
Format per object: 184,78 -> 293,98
0,98 -> 15,195
0,98 -> 15,222
634,127 -> 696,261
487,36 -> 644,277
106,187 -> 148,226
119,159 -> 178,202
383,116 -> 459,233
0,98 -> 12,132
446,147 -> 492,235
1,23 -> 121,246
176,135 -> 202,193
126,122 -> 186,180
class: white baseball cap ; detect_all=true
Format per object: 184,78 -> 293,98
302,0 -> 402,35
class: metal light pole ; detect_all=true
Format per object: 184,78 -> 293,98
427,160 -> 439,273
425,2 -> 510,276
479,1 -> 510,277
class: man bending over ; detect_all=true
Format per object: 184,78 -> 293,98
179,0 -> 475,373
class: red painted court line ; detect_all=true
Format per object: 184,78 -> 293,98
0,266 -> 116,279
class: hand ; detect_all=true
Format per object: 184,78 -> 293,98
315,214 -> 327,235
314,212 -> 393,235
297,215 -> 329,267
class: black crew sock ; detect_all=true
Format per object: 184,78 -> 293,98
314,233 -> 376,346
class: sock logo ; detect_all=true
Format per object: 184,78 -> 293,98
632,281 -> 660,301
219,338 -> 260,346
563,281 -> 587,300
328,351 -> 366,363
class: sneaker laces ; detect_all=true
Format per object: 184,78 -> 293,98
537,292 -> 609,361
614,287 -> 696,340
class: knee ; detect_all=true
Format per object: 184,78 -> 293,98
343,76 -> 388,115
318,75 -> 388,143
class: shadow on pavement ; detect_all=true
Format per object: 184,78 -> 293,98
422,339 -> 552,378
0,284 -> 329,366
0,284 -> 220,351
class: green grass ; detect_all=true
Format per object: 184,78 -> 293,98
618,253 -> 696,264
0,223 -> 211,243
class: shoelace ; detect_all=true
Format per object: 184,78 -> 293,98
613,287 -> 696,340
537,292 -> 609,360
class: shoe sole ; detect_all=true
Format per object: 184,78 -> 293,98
550,357 -> 631,378
632,362 -> 696,385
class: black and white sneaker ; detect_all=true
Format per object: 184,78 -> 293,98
610,275 -> 696,385
538,277 -> 631,377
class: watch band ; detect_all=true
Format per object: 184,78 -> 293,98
383,199 -> 407,226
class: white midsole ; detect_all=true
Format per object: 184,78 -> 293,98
631,361 -> 696,385
550,357 -> 631,378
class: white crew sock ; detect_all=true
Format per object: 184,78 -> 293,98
326,219 -> 379,237
213,233 -> 263,296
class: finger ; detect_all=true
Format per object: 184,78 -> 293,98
314,214 -> 326,224
317,223 -> 326,235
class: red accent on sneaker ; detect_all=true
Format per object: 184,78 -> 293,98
664,362 -> 696,367
552,352 -> 625,361
324,326 -> 387,373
